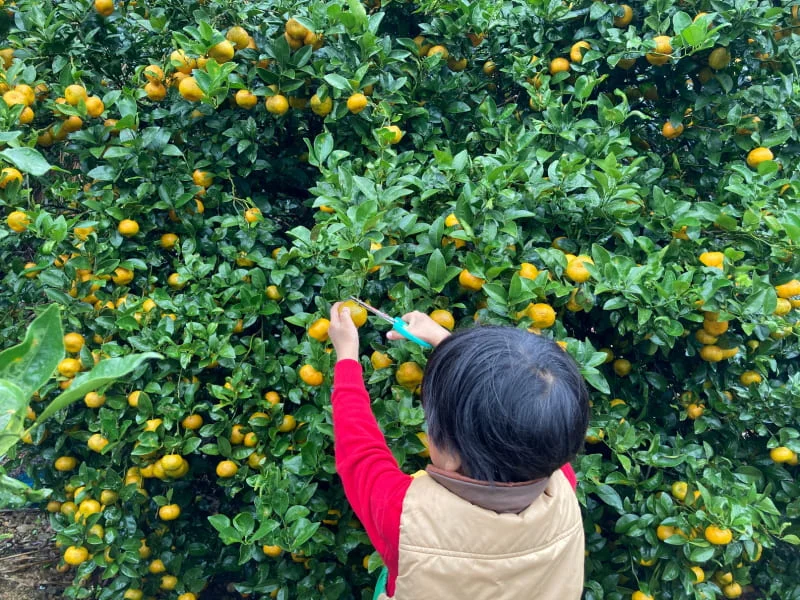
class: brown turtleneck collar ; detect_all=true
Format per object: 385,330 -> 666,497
425,465 -> 550,514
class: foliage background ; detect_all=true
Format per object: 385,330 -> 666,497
1,0 -> 799,598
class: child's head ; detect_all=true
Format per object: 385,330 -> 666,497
421,326 -> 590,483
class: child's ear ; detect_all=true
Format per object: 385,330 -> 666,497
430,441 -> 462,472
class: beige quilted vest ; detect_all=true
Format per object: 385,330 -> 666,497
378,469 -> 584,600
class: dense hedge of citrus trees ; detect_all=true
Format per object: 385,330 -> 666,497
1,0 -> 799,598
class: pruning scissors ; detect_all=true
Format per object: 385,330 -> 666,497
348,297 -> 432,349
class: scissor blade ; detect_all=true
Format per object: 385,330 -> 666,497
348,296 -> 393,322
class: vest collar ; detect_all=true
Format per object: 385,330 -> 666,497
425,465 -> 550,514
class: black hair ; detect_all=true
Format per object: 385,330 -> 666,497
421,326 -> 590,484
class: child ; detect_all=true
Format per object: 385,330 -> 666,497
328,304 -> 590,599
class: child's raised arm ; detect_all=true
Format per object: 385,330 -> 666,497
328,303 -> 412,594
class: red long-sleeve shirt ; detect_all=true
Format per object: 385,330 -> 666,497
331,359 -> 578,597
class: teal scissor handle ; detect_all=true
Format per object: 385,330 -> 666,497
392,317 -> 432,348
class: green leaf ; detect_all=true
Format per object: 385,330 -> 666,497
0,147 -> 52,176
35,353 -> 162,425
426,250 -> 446,291
289,517 -> 320,549
0,305 -> 63,398
595,484 -> 624,513
0,379 -> 27,456
323,74 -> 351,91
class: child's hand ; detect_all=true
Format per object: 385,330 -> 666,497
329,302 -> 360,362
387,311 -> 451,347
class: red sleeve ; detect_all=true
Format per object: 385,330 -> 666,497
560,463 -> 577,490
332,359 -> 412,596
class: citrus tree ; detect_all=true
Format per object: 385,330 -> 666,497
1,0 -> 799,598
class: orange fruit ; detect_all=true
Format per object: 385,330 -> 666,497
774,298 -> 792,316
613,4 -> 634,27
170,49 -> 196,74
613,358 -> 632,377
262,544 -> 283,557
182,414 -> 203,430
427,45 -> 449,59
371,351 -> 393,370
235,89 -> 258,109
64,545 -> 89,566
54,456 -> 78,471
118,219 -> 139,237
285,18 -> 308,40
740,370 -> 762,385
308,318 -> 330,342
699,345 -> 724,362
340,300 -> 368,327
775,279 -> 800,298
148,559 -> 166,574
671,481 -> 688,501
278,415 -> 297,432
518,262 -> 539,279
570,41 -> 591,63
0,167 -> 23,188
565,255 -> 593,283
687,403 -> 705,419
64,84 -> 88,106
192,169 -> 213,188
430,309 -> 455,330
143,64 -> 164,82
216,460 -> 238,478
127,390 -> 141,407
416,432 -> 430,457
229,424 -> 245,445
722,583 -> 742,599
178,77 -> 204,101
770,446 -> 796,463
299,364 -> 323,386
63,332 -> 85,353
244,207 -> 262,223
526,303 -> 556,328
549,57 -> 570,75
708,47 -> 731,70
482,60 -> 497,75
746,147 -> 773,168
396,362 -> 423,390
264,391 -> 281,405
631,592 -> 653,600
458,269 -> 485,291
85,96 -> 105,117
690,566 -> 705,583
167,273 -> 185,289
58,358 -> 82,378
87,433 -> 109,452
704,525 -> 733,545
346,93 -> 368,114
646,35 -> 672,66
656,524 -> 675,541
381,124 -> 404,144
7,211 -> 30,232
144,81 -> 167,101
158,504 -> 181,521
160,233 -> 179,249
84,392 -> 106,408
662,121 -> 684,139
208,40 -> 235,63
699,251 -> 724,268
310,94 -> 333,117
226,26 -> 250,50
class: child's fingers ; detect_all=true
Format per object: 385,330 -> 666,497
329,302 -> 343,325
